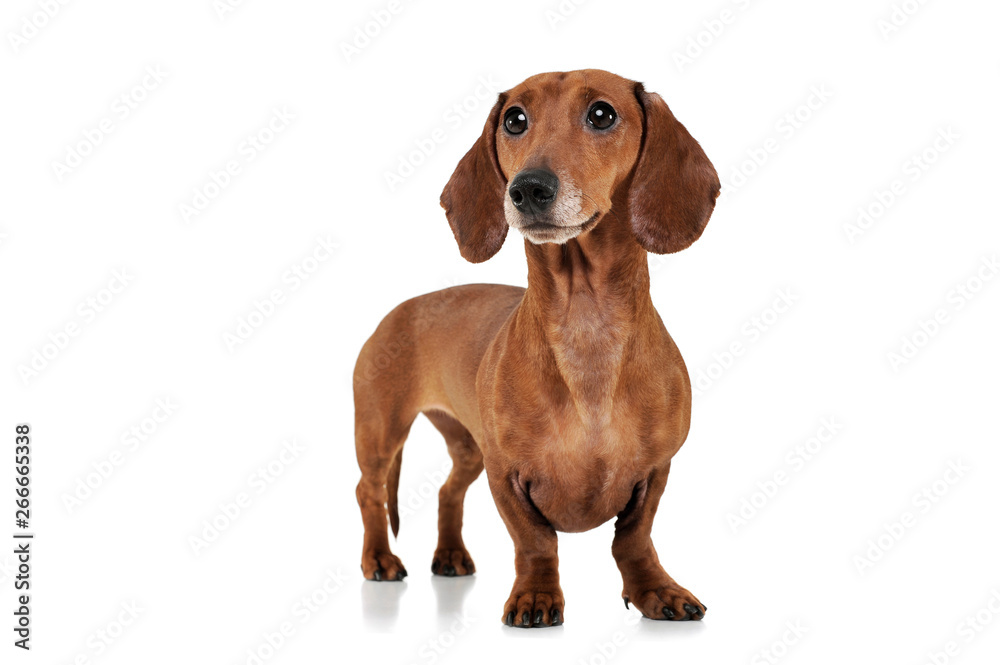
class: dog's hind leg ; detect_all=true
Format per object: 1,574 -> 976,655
354,390 -> 416,582
424,409 -> 483,576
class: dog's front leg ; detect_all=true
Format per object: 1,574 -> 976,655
489,474 -> 564,628
613,463 -> 707,621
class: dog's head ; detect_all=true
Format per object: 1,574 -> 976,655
440,69 -> 721,262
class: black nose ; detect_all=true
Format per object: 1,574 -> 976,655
508,169 -> 559,215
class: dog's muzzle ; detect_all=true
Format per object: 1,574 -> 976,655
505,168 -> 600,244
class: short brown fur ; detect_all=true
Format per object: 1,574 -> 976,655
354,69 -> 720,627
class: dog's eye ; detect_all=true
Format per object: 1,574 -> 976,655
503,107 -> 528,135
587,102 -> 617,130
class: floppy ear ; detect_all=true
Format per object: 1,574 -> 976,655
628,84 -> 721,254
440,94 -> 509,263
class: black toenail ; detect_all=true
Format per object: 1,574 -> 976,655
662,606 -> 675,619
551,608 -> 561,625
395,570 -> 405,581
442,564 -> 456,576
431,560 -> 440,574
684,603 -> 699,618
624,597 -> 630,609
534,609 -> 543,625
373,570 -> 382,581
506,611 -> 515,626
522,612 -> 531,627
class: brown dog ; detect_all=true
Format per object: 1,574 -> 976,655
354,69 -> 720,627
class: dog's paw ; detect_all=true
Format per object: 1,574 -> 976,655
431,547 -> 475,576
502,587 -> 565,628
623,581 -> 706,621
361,549 -> 407,581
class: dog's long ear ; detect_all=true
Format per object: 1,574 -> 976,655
628,84 -> 720,254
440,94 -> 509,263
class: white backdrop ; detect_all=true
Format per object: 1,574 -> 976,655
2,0 -> 999,663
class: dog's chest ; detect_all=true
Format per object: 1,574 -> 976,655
546,305 -> 628,402
517,408 -> 652,532
482,303 -> 687,532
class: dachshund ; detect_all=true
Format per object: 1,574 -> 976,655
354,69 -> 720,627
